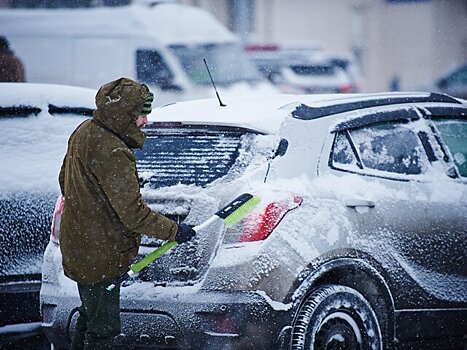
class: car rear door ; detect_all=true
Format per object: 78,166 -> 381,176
323,106 -> 467,341
419,105 -> 467,278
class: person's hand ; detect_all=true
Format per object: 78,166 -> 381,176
175,223 -> 196,244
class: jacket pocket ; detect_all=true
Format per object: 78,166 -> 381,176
118,252 -> 132,269
118,245 -> 138,269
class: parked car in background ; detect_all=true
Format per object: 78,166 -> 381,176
41,91 -> 466,349
0,83 -> 94,348
430,63 -> 467,100
279,42 -> 363,93
316,50 -> 363,92
245,44 -> 361,94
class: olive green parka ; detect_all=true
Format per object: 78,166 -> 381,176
59,77 -> 178,285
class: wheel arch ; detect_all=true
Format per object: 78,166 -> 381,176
289,255 -> 396,346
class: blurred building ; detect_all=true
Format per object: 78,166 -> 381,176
180,0 -> 467,93
1,0 -> 465,92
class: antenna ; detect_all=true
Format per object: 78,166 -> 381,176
203,58 -> 226,107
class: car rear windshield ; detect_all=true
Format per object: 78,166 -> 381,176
135,125 -> 270,188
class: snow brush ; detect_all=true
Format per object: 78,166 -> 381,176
107,193 -> 260,291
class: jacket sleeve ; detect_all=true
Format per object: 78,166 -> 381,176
93,146 -> 178,241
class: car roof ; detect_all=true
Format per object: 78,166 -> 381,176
0,83 -> 96,110
152,92 -> 465,134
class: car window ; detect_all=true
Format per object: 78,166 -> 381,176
332,121 -> 430,176
432,118 -> 467,178
331,131 -> 361,170
136,49 -> 174,87
135,132 -> 242,188
135,126 -> 274,189
350,122 -> 429,175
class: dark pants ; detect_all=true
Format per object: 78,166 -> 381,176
70,279 -> 121,350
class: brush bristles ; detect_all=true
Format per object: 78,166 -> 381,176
223,196 -> 260,227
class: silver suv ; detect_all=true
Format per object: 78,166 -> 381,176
41,92 -> 467,350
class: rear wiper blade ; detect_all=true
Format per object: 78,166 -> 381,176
0,106 -> 41,118
48,104 -> 94,117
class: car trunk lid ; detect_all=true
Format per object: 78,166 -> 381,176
133,122 -> 278,285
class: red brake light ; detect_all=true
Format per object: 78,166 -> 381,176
340,84 -> 353,93
51,195 -> 64,244
239,196 -> 302,243
244,43 -> 280,52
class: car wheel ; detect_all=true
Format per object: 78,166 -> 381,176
291,285 -> 383,350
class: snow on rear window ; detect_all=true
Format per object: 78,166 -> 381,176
135,130 -> 278,188
0,112 -> 87,193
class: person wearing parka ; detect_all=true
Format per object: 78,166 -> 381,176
59,77 -> 195,350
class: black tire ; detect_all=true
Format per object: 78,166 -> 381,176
291,285 -> 383,350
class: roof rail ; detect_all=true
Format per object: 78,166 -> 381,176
292,93 -> 461,120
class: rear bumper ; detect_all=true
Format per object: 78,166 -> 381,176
0,322 -> 44,348
0,275 -> 45,347
0,276 -> 42,326
41,283 -> 291,349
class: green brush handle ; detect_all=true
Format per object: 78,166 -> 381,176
131,240 -> 177,273
107,193 -> 259,292
106,240 -> 178,291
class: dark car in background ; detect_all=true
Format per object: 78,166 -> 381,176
0,83 -> 94,348
431,63 -> 467,100
42,91 -> 466,350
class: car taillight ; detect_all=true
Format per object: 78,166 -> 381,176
224,196 -> 302,244
51,195 -> 64,245
339,84 -> 353,93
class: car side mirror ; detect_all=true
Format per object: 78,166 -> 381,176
272,138 -> 289,159
446,166 -> 458,179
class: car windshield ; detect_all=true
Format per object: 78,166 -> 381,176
169,43 -> 261,86
290,64 -> 339,76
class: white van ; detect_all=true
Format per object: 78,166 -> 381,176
0,3 -> 276,105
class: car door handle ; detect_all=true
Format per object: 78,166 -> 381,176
345,199 -> 375,208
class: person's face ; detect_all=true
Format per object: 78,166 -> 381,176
135,115 -> 148,128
